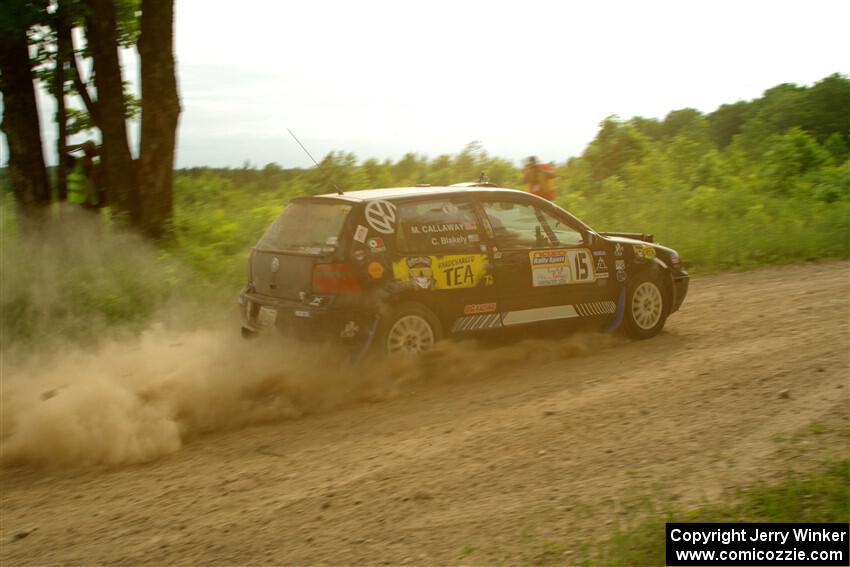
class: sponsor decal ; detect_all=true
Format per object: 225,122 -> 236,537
530,248 -> 595,287
326,236 -> 338,245
430,235 -> 469,247
270,257 -> 280,274
530,249 -> 569,286
409,222 -> 477,234
294,309 -> 311,318
615,259 -> 626,271
353,225 -> 368,243
632,244 -> 656,260
365,200 -> 398,234
593,250 -> 607,256
353,249 -> 366,262
468,233 -> 480,243
368,237 -> 386,253
615,243 -> 624,257
340,321 -> 359,338
393,254 -> 492,290
596,256 -> 609,278
463,302 -> 497,315
616,270 -> 626,282
367,261 -> 385,279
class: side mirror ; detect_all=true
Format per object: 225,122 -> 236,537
584,231 -> 594,246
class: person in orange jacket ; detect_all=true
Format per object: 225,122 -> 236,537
522,156 -> 556,200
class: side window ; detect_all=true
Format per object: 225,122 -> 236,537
482,201 -> 584,248
396,199 -> 481,253
540,208 -> 584,246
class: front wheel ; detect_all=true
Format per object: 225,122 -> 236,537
377,303 -> 442,355
622,270 -> 669,339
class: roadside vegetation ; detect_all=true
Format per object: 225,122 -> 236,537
1,74 -> 848,348
585,460 -> 850,566
172,73 -> 850,281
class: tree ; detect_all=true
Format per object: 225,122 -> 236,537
707,100 -> 752,148
0,1 -> 51,229
85,0 -> 140,224
582,116 -> 649,182
52,1 -> 71,200
137,0 -> 180,239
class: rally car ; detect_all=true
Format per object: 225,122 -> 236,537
239,185 -> 689,355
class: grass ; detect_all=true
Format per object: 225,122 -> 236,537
582,460 -> 850,566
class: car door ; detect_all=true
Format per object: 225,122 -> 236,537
391,196 -> 498,332
478,196 -> 616,328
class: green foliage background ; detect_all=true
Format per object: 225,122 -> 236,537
172,74 -> 850,283
1,74 -> 848,347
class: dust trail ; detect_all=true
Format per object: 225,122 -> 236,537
0,326 -> 611,468
1,209 -> 612,467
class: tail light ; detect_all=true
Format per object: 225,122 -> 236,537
312,263 -> 361,294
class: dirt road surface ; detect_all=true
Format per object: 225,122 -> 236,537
2,261 -> 848,566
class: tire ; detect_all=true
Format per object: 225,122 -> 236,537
376,302 -> 442,355
622,269 -> 670,339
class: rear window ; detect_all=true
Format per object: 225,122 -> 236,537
258,201 -> 352,253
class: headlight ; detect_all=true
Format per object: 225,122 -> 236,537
670,251 -> 681,267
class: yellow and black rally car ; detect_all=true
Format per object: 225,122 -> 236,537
239,184 -> 689,354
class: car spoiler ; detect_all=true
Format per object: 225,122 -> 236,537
599,232 -> 655,243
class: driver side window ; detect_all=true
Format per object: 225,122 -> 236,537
481,201 -> 583,248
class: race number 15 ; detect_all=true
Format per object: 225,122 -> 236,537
568,250 -> 595,283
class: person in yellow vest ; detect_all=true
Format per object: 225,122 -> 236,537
522,156 -> 556,201
65,141 -> 105,210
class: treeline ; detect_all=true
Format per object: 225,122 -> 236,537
173,73 -> 849,280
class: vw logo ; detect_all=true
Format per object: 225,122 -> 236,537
270,257 -> 280,273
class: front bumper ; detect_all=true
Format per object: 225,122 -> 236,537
671,272 -> 689,313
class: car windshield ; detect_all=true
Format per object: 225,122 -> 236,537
257,200 -> 352,253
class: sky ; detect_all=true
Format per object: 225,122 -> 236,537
3,0 -> 850,169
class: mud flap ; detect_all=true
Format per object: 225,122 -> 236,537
351,314 -> 381,364
605,287 -> 626,333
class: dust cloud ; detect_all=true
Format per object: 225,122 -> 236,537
1,210 -> 610,468
0,327 -> 609,468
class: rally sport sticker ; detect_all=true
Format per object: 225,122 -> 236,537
529,249 -> 596,287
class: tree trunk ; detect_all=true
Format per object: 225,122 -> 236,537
68,29 -> 99,126
138,0 -> 181,240
85,0 -> 140,226
0,16 -> 51,230
54,4 -> 70,202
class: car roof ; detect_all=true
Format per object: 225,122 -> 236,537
312,185 -> 527,202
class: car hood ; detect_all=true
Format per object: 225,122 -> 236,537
597,232 -> 678,258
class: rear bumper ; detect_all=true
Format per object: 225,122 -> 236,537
239,289 -> 373,341
671,272 -> 689,313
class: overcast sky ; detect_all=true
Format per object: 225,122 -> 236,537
4,0 -> 850,168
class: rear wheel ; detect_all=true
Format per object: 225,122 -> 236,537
378,303 -> 442,355
622,270 -> 669,339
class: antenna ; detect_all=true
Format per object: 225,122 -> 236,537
287,129 -> 343,195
